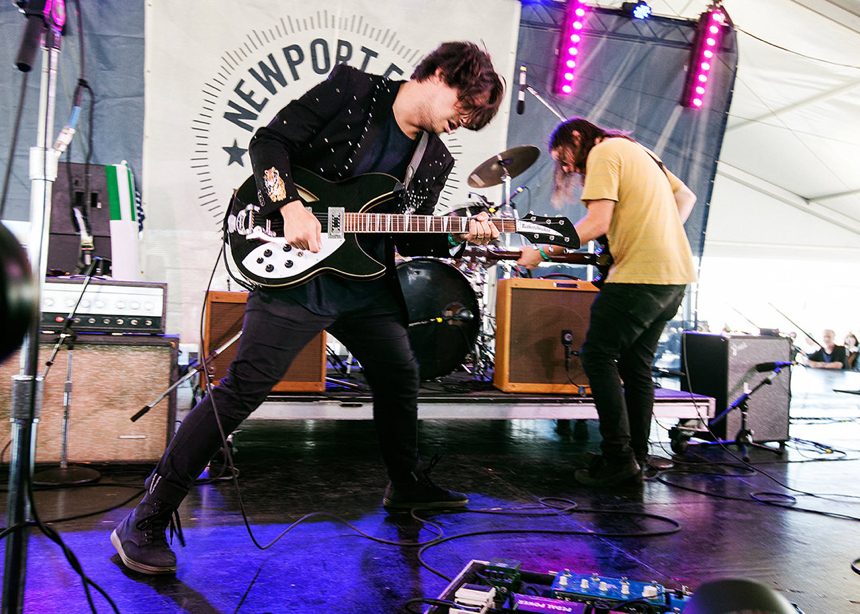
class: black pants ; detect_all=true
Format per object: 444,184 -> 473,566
579,283 -> 686,464
153,288 -> 421,492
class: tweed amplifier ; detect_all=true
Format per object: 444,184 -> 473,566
39,278 -> 166,334
494,278 -> 598,394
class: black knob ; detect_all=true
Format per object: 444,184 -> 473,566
265,264 -> 274,272
263,249 -> 273,257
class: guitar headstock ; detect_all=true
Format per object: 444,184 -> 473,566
516,214 -> 581,249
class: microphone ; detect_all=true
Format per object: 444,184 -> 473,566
754,361 -> 795,372
408,309 -> 474,327
516,64 -> 526,115
499,185 -> 526,208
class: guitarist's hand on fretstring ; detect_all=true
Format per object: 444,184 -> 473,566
280,200 -> 322,252
517,245 -> 545,270
453,211 -> 500,247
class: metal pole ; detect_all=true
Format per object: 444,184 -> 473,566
3,26 -> 62,614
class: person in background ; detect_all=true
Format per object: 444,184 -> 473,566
803,329 -> 846,369
843,332 -> 858,371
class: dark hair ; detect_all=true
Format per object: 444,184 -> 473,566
412,41 -> 505,131
549,117 -> 632,175
547,118 -> 633,207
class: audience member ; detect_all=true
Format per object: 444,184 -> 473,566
803,329 -> 846,369
844,332 -> 858,371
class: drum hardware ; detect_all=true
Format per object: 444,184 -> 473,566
468,145 -> 539,256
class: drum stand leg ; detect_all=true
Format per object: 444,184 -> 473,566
468,265 -> 496,382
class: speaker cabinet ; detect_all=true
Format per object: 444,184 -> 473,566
0,334 -> 177,463
681,332 -> 791,442
494,278 -> 598,393
48,163 -> 113,275
203,291 -> 326,392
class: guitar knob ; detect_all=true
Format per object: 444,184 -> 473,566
263,248 -> 273,257
256,257 -> 264,264
265,264 -> 275,272
284,261 -> 294,268
282,245 -> 292,252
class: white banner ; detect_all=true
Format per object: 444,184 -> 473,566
143,0 -> 521,342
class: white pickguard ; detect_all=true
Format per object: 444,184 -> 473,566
240,233 -> 346,280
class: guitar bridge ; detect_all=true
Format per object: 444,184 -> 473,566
328,207 -> 345,239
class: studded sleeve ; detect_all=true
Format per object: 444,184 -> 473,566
248,65 -> 353,217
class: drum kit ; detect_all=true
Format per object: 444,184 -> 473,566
398,145 -> 582,381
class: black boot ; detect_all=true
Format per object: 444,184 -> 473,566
382,455 -> 468,511
111,474 -> 187,575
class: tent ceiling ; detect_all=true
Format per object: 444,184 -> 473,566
591,0 -> 860,235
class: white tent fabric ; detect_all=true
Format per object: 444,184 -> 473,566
636,0 -> 859,339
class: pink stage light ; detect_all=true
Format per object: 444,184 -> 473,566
681,6 -> 728,108
555,0 -> 588,95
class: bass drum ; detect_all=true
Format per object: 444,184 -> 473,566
396,258 -> 480,380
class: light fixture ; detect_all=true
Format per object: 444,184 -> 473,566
554,0 -> 588,95
681,4 -> 729,108
621,1 -> 652,20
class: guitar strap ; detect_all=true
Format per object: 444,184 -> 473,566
403,131 -> 429,191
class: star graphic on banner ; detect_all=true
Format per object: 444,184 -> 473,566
223,139 -> 247,166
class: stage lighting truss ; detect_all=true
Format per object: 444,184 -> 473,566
554,0 -> 587,95
681,3 -> 729,108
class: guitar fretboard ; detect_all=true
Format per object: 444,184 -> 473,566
343,213 -> 518,234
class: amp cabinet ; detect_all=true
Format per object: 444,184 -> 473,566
202,291 -> 327,393
493,278 -> 598,394
0,334 -> 178,463
681,332 -> 791,442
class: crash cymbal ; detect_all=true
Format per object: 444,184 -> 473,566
467,145 -> 540,188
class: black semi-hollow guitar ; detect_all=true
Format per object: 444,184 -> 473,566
225,167 -> 579,288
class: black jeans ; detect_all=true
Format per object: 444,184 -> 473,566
579,283 -> 686,465
153,287 -> 421,492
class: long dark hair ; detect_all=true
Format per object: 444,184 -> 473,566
548,118 -> 633,208
412,41 -> 505,131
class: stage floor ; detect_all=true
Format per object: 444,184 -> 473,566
2,368 -> 859,613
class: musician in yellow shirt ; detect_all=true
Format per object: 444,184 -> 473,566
519,117 -> 697,486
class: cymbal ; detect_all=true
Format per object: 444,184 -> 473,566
467,145 -> 540,188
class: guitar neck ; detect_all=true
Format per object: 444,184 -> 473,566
343,213 -> 517,234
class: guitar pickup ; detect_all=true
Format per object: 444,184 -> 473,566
328,207 -> 345,239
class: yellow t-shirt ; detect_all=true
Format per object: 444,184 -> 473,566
580,138 -> 697,285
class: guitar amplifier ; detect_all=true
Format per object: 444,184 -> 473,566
494,278 -> 598,394
681,333 -> 791,442
0,334 -> 177,463
202,291 -> 327,392
40,278 -> 167,334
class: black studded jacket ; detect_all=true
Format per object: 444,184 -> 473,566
248,63 -> 456,260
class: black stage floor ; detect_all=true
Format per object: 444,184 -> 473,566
2,368 -> 860,613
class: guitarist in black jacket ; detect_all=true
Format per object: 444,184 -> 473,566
111,42 -> 504,575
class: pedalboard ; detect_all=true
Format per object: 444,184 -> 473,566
40,278 -> 167,334
431,560 -> 692,614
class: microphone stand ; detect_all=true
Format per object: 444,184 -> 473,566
709,365 -> 787,462
4,3 -> 67,611
32,259 -> 103,486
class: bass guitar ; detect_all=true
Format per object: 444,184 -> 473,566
225,167 -> 579,288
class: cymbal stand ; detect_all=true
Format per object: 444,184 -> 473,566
468,263 -> 495,382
